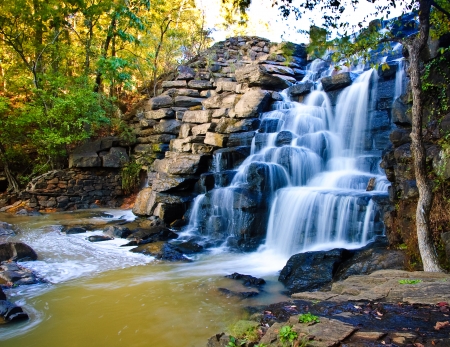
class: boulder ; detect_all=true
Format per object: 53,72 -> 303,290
204,132 -> 228,147
202,93 -> 237,109
260,118 -> 280,133
261,64 -> 295,76
0,222 -> 15,237
147,95 -> 173,109
132,188 -> 193,217
0,299 -> 29,323
161,80 -> 187,88
213,146 -> 251,170
389,128 -> 410,147
87,235 -> 114,242
143,108 -> 174,120
103,225 -> 132,238
151,174 -> 197,192
102,147 -> 129,168
126,226 -> 177,245
216,80 -> 238,92
182,110 -> 212,123
289,82 -> 313,96
69,143 -> 101,168
392,94 -> 411,125
152,152 -> 207,175
214,118 -> 260,134
173,240 -> 204,254
0,261 -> 41,285
174,96 -> 204,108
235,64 -> 291,90
378,62 -> 398,80
227,132 -> 256,147
192,123 -> 216,136
275,130 -> 294,146
225,272 -> 266,287
130,241 -> 190,261
234,89 -> 270,118
153,119 -> 182,135
278,249 -> 350,293
188,80 -> 214,89
0,242 -> 38,262
177,65 -> 196,80
321,72 -> 352,91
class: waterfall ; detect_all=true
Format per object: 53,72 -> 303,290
185,67 -> 389,257
394,58 -> 406,100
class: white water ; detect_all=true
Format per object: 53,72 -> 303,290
187,68 -> 389,257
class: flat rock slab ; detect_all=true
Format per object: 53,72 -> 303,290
292,270 -> 450,305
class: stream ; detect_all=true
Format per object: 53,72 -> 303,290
0,209 -> 289,347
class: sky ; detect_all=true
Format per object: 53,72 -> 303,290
195,0 -> 407,44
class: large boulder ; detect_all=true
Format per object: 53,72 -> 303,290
101,147 -> 129,168
235,64 -> 291,90
126,226 -> 177,245
0,242 -> 38,262
0,299 -> 29,323
0,261 -> 41,285
103,225 -> 132,238
152,152 -> 207,175
130,241 -> 190,261
289,81 -> 313,96
278,249 -> 350,293
0,222 -> 15,237
234,89 -> 270,118
321,72 -> 352,92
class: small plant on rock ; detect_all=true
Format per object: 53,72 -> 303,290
298,312 -> 320,324
398,279 -> 422,285
278,325 -> 298,346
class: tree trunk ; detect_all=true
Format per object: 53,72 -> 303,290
0,144 -> 19,193
407,0 -> 443,272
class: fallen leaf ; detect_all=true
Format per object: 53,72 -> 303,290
434,321 -> 450,330
437,302 -> 448,307
376,311 -> 384,317
414,343 -> 424,347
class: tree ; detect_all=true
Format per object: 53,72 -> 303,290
222,0 -> 450,272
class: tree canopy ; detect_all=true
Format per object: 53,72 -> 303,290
0,0 -> 212,190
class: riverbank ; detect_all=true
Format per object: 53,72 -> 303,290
208,270 -> 450,347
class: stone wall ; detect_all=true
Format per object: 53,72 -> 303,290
129,37 -> 308,226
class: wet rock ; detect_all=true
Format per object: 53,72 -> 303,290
259,118 -> 280,133
126,226 -> 177,245
225,272 -> 266,287
0,261 -> 41,285
173,240 -> 204,254
0,299 -> 29,323
62,227 -> 87,234
389,127 -> 410,147
130,241 -> 190,261
87,235 -> 114,242
0,288 -> 5,301
275,130 -> 294,146
392,94 -> 411,125
0,222 -> 15,237
227,132 -> 256,147
378,62 -> 398,80
213,146 -> 251,171
0,242 -> 38,262
206,333 -> 230,347
279,249 -> 351,293
103,225 -> 132,238
289,81 -> 313,96
321,72 -> 352,92
217,287 -> 259,298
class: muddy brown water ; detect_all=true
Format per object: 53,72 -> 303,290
0,209 -> 289,347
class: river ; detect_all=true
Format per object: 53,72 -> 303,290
0,209 -> 289,347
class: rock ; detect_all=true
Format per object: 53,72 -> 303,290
174,96 -> 204,107
389,128 -> 410,147
259,118 -> 280,133
187,80 -> 214,89
0,222 -> 15,237
206,333 -> 230,347
126,226 -> 177,245
161,80 -> 187,88
143,108 -> 174,120
0,299 -> 29,323
152,152 -> 207,175
103,225 -> 132,238
235,64 -> 291,90
213,147 -> 251,171
279,249 -> 351,293
62,227 -> 87,234
182,110 -> 212,123
216,80 -> 238,92
192,123 -> 216,136
202,93 -> 237,109
366,177 -> 376,191
153,119 -> 182,135
234,89 -> 270,118
225,272 -> 266,287
173,240 -> 204,254
275,130 -> 294,146
204,132 -> 229,147
69,146 -> 101,168
227,132 -> 256,147
0,288 -> 5,301
289,82 -> 313,96
102,147 -> 129,168
334,247 -> 406,281
321,72 -> 352,92
215,118 -> 260,134
442,232 -> 450,260
217,287 -> 259,298
261,64 -> 295,76
132,187 -> 155,216
176,65 -> 196,80
0,242 -> 38,262
151,174 -> 197,192
378,62 -> 398,80
392,95 -> 411,125
87,235 -> 114,242
0,261 -> 41,285
147,95 -> 173,109
130,241 -> 190,261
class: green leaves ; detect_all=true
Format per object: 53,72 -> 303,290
298,312 -> 320,324
278,325 -> 298,345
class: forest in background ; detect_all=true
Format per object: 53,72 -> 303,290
0,0 -> 212,190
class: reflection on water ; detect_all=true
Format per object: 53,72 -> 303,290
0,210 -> 289,347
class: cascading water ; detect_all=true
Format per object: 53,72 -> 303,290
185,67 -> 390,257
